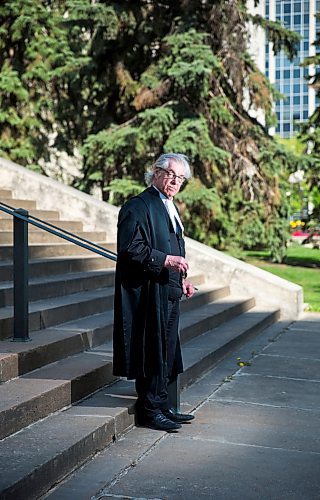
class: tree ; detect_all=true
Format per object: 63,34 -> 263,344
0,0 -> 89,168
0,0 -> 301,260
297,10 -> 320,224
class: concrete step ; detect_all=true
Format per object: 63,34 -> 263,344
0,189 -> 13,198
180,305 -> 280,389
0,306 -> 280,500
0,310 -> 115,382
0,241 -> 116,260
0,255 -> 116,282
0,287 -> 115,340
0,218 -> 83,231
0,209 -> 60,220
0,379 -> 135,500
0,198 -> 37,210
0,350 -> 117,440
0,281 -> 221,379
0,230 -> 107,245
89,296 -> 260,370
180,284 -> 229,313
0,269 -> 115,307
180,295 -> 256,344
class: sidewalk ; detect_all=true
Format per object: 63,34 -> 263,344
45,313 -> 320,500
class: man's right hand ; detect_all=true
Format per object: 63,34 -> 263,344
164,255 -> 189,274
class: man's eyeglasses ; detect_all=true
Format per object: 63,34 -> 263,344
157,168 -> 186,184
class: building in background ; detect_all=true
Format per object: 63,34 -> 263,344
248,0 -> 320,137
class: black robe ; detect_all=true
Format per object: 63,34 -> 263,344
113,186 -> 184,380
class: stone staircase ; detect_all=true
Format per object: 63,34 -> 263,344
0,187 -> 281,499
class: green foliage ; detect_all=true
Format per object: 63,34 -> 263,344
164,117 -> 230,174
299,14 -> 320,221
209,97 -> 234,125
138,107 -> 177,145
176,178 -> 223,246
159,29 -> 221,99
81,125 -> 142,192
104,178 -> 144,206
0,0 -> 302,261
250,15 -> 300,59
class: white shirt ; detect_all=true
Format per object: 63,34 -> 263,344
153,186 -> 184,234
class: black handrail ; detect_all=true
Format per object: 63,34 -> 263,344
0,200 -> 117,342
0,201 -> 117,261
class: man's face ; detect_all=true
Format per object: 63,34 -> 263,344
153,159 -> 186,199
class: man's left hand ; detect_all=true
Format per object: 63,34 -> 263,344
183,279 -> 196,299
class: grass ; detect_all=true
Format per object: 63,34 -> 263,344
243,245 -> 320,312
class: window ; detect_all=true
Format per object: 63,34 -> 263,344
283,123 -> 291,132
294,69 -> 300,78
293,84 -> 300,93
284,70 -> 290,79
284,15 -> 291,26
293,96 -> 300,104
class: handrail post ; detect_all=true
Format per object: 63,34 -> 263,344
12,208 -> 30,342
168,375 -> 180,412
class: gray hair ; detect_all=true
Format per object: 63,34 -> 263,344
144,153 -> 192,186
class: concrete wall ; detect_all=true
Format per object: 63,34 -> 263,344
0,157 -> 304,319
185,238 -> 303,320
0,157 -> 119,240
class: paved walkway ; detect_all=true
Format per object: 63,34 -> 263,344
46,313 -> 320,500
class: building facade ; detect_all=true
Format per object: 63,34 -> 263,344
249,0 -> 320,137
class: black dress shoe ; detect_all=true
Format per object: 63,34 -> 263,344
144,413 -> 182,431
163,408 -> 195,423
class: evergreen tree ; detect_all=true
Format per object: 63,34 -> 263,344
0,0 -> 301,260
298,10 -> 320,222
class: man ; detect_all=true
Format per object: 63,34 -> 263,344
113,153 -> 196,431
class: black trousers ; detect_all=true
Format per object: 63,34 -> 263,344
135,299 -> 180,418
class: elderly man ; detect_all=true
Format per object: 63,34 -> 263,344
113,153 -> 195,431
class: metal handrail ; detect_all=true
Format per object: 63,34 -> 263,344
0,200 -> 117,342
0,201 -> 117,261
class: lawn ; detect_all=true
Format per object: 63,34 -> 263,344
243,245 -> 320,312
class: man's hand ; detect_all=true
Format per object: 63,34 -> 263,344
164,255 -> 189,274
182,279 -> 196,299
